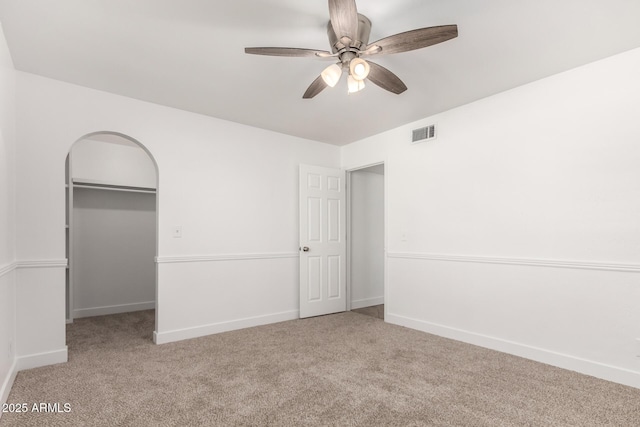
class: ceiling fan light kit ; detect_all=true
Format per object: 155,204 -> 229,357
349,57 -> 370,81
321,63 -> 343,87
347,75 -> 365,94
245,0 -> 458,99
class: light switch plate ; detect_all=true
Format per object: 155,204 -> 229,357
173,226 -> 182,238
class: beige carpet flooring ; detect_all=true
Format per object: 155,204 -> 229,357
2,310 -> 639,426
351,304 -> 384,320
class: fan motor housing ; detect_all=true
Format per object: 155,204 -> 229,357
328,13 -> 372,53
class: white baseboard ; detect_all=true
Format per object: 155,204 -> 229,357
387,313 -> 640,390
154,310 -> 299,345
73,301 -> 155,318
16,347 -> 68,371
351,296 -> 384,310
0,359 -> 18,411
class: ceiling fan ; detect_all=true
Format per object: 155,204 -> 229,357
245,0 -> 458,98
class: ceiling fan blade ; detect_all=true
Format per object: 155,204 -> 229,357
367,25 -> 458,56
303,75 -> 328,99
245,47 -> 332,58
328,0 -> 358,44
366,61 -> 407,94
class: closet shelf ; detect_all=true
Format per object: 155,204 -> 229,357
72,179 -> 156,194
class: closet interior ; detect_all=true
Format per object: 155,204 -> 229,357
65,134 -> 157,323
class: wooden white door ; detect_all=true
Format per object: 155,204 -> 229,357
299,164 -> 346,318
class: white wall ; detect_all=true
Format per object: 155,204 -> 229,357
0,20 -> 17,408
350,169 -> 384,309
72,138 -> 156,188
14,72 -> 340,354
72,189 -> 156,317
342,47 -> 640,389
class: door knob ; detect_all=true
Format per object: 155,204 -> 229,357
302,246 -> 310,252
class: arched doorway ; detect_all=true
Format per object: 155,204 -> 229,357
65,132 -> 159,339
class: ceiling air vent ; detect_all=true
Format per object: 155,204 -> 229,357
412,124 -> 437,143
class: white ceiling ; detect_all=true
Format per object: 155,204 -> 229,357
1,0 -> 640,146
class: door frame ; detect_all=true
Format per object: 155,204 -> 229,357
345,162 -> 387,317
65,131 -> 159,334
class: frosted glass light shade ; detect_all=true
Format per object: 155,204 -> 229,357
347,75 -> 365,93
349,58 -> 370,81
321,64 -> 342,87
